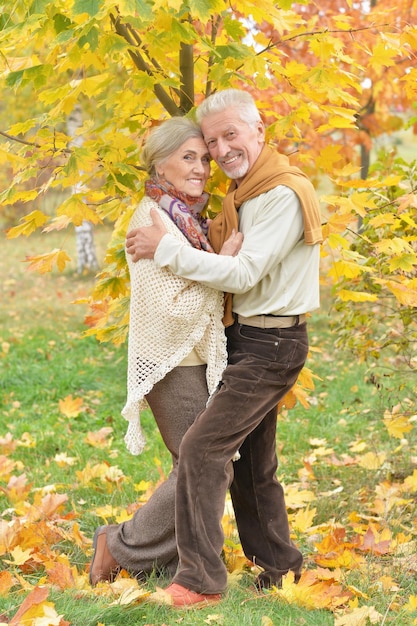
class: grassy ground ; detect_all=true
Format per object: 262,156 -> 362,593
1,225 -> 416,625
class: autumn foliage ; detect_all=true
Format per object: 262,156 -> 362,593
1,0 -> 417,623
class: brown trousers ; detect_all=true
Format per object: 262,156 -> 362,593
106,365 -> 208,577
173,321 -> 308,594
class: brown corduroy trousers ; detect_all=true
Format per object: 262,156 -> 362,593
172,320 -> 308,594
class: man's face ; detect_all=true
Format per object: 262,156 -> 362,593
201,109 -> 265,184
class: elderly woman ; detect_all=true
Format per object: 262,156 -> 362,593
89,117 -> 229,585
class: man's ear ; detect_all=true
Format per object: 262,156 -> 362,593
257,120 -> 265,142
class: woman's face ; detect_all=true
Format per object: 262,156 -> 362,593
156,137 -> 211,197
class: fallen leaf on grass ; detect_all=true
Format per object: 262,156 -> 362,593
58,395 -> 84,418
334,605 -> 383,625
269,569 -> 352,610
85,427 -> 113,448
8,585 -> 70,626
0,570 -> 15,596
108,578 -> 151,605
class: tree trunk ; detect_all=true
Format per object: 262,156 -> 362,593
67,105 -> 99,274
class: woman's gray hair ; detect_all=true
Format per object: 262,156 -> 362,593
196,89 -> 261,128
142,117 -> 204,176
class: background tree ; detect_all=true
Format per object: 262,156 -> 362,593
1,0 -> 416,404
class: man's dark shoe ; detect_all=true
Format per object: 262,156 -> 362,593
255,567 -> 302,591
89,526 -> 120,586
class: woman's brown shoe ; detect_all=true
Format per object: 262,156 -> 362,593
89,526 -> 120,586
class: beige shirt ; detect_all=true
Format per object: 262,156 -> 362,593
154,186 -> 321,317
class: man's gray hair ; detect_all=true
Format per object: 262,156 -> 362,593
196,89 -> 261,128
142,117 -> 204,176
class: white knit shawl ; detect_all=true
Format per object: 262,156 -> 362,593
122,196 -> 228,455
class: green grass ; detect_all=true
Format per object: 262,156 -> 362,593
1,225 -> 416,625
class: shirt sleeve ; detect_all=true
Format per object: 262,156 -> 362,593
154,186 -> 304,294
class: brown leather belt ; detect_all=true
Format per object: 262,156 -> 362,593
237,314 -> 306,329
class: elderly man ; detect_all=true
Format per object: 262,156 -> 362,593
126,88 -> 322,609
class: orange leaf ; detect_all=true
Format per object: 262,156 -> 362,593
359,526 -> 391,555
0,570 -> 15,596
85,427 -> 114,448
46,562 -> 76,590
24,249 -> 72,274
58,394 -> 84,418
9,585 -> 49,625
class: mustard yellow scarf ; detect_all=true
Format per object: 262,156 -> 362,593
209,144 -> 323,326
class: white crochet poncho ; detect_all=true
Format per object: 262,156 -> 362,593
122,196 -> 228,455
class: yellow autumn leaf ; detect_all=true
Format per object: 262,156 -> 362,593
316,145 -> 344,171
334,605 -> 383,625
315,549 -> 367,570
94,505 -> 120,523
272,569 -> 351,610
57,195 -> 101,226
15,602 -> 63,625
3,545 -> 34,566
374,237 -> 414,255
115,509 -> 134,524
381,279 -> 417,306
58,394 -> 84,418
284,485 -> 316,509
6,210 -> 49,239
357,451 -> 386,470
76,462 -> 110,486
25,249 -> 72,274
54,453 -> 77,467
326,233 -> 351,249
292,507 -> 317,533
337,290 -> 378,303
368,213 -> 396,228
261,618 -> 274,626
349,440 -> 367,453
383,413 -> 413,439
402,470 -> 417,493
389,254 -> 417,273
405,595 -> 417,612
369,42 -> 398,69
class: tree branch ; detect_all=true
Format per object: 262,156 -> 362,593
0,129 -> 40,148
205,15 -> 222,99
180,42 -> 194,113
110,12 -> 183,117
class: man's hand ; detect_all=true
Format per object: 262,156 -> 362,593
219,229 -> 244,256
126,208 -> 168,261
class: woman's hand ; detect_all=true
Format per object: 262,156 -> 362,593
219,229 -> 244,256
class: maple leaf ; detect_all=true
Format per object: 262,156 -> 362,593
369,42 -> 398,69
3,545 -> 34,566
291,506 -> 317,533
334,605 -> 383,625
84,427 -> 113,448
0,570 -> 15,596
45,561 -> 76,590
402,470 -> 417,493
6,210 -> 49,239
405,595 -> 417,612
58,394 -> 84,418
24,249 -> 72,274
0,432 -> 16,454
357,451 -> 387,470
9,585 -> 49,624
39,493 -> 69,518
358,526 -> 391,556
383,410 -> 413,439
270,569 -> 352,610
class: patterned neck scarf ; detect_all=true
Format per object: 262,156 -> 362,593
145,177 -> 214,252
